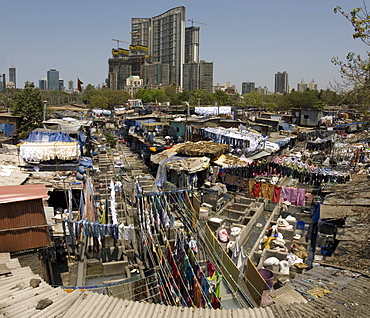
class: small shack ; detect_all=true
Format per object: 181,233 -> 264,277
0,184 -> 51,252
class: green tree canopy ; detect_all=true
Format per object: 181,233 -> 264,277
135,88 -> 166,103
9,82 -> 43,139
241,91 -> 264,107
187,89 -> 215,105
333,4 -> 370,111
163,85 -> 181,105
283,90 -> 322,109
213,90 -> 232,106
84,87 -> 131,109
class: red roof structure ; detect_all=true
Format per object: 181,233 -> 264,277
0,184 -> 51,252
0,184 -> 49,204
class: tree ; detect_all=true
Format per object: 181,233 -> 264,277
82,85 -> 99,104
241,91 -> 264,108
332,4 -> 370,111
318,89 -> 341,106
213,90 -> 231,106
135,88 -> 166,104
163,85 -> 180,105
9,82 -> 43,139
283,91 -> 322,109
85,88 -> 131,109
187,89 -> 214,105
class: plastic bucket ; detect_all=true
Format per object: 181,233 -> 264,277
77,166 -> 86,174
76,172 -> 85,181
321,246 -> 331,256
200,207 -> 209,219
258,268 -> 274,290
296,221 -> 305,230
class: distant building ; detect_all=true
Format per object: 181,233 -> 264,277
141,63 -> 173,88
131,17 -> 151,56
68,80 -> 74,91
199,61 -> 213,92
109,6 -> 211,92
59,79 -> 64,92
151,7 -> 186,88
297,80 -> 308,92
108,56 -> 148,90
9,67 -> 16,88
125,75 -> 143,97
183,61 -> 213,92
242,82 -> 255,95
39,78 -> 47,90
274,71 -> 288,94
309,79 -> 318,91
185,26 -> 200,63
47,69 -> 59,91
6,82 -> 15,89
0,74 -> 5,91
183,63 -> 198,91
225,84 -> 238,95
255,86 -> 268,95
213,83 -> 225,93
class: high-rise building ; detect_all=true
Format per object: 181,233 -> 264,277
59,79 -> 64,92
131,18 -> 151,55
141,63 -> 173,87
185,26 -> 200,63
183,63 -> 199,91
199,61 -> 213,92
1,74 -> 5,91
109,6 -> 212,91
39,78 -> 47,90
47,69 -> 59,91
183,61 -> 213,92
108,59 -> 132,90
150,6 -> 186,88
309,79 -> 318,91
9,67 -> 16,88
274,71 -> 288,94
242,82 -> 255,95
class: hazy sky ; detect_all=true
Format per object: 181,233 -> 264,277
1,0 -> 368,92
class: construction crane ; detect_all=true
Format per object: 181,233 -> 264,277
188,19 -> 207,27
112,38 -> 130,49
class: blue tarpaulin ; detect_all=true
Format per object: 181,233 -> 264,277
333,122 -> 365,128
79,156 -> 93,168
278,123 -> 292,131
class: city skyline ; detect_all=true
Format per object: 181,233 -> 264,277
1,0 -> 368,92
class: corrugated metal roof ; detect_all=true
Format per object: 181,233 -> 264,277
2,252 -> 370,317
0,184 -> 48,204
0,252 -> 276,318
269,284 -> 308,307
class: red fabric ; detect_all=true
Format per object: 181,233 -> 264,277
252,181 -> 262,197
193,277 -> 202,308
273,186 -> 282,203
211,295 -> 221,309
207,261 -> 215,278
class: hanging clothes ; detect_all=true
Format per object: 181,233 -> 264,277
207,261 -> 216,278
273,186 -> 282,204
252,181 -> 262,197
207,271 -> 222,299
193,277 -> 202,308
